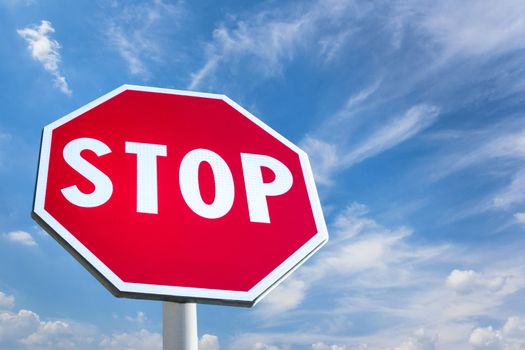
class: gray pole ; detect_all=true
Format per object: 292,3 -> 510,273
163,302 -> 198,350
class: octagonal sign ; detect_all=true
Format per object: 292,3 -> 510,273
32,85 -> 328,306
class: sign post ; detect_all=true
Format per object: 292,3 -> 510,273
32,85 -> 328,347
163,302 -> 197,350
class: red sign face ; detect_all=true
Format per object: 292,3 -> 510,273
32,85 -> 328,306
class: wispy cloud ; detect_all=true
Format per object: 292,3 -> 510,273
296,0 -> 525,189
340,79 -> 382,113
17,20 -> 71,95
318,28 -> 352,64
492,168 -> 525,209
188,15 -> 304,89
422,118 -> 525,222
188,0 -> 359,89
188,56 -> 219,90
106,26 -> 148,76
418,0 -> 525,60
341,104 -> 439,167
427,124 -> 525,181
303,104 -> 439,185
104,0 -> 183,77
189,0 -> 525,92
2,231 -> 37,247
378,0 -> 525,112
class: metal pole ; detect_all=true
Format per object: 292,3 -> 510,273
163,302 -> 198,350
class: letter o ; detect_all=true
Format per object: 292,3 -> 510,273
179,149 -> 235,219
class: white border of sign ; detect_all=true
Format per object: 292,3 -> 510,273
32,85 -> 329,307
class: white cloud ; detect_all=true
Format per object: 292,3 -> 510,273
252,342 -> 281,350
312,342 -> 347,350
0,293 -> 172,350
0,294 -> 219,350
124,311 -> 147,325
0,308 -> 97,350
469,326 -> 503,350
0,310 -> 41,344
17,20 -> 71,95
331,202 -> 370,236
20,320 -> 86,349
514,212 -> 525,226
502,317 -> 525,339
446,269 -> 509,294
392,329 -> 438,350
446,269 -> 479,292
105,0 -> 183,77
258,278 -> 307,316
3,230 -> 37,247
468,318 -> 525,350
390,264 -> 524,328
100,329 -> 161,350
231,328 -> 439,350
0,291 -> 15,309
199,334 -> 220,350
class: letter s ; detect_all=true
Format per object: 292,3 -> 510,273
61,138 -> 113,208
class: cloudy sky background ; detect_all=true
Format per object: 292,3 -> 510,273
2,0 -> 525,349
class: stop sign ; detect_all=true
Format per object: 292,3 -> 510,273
32,85 -> 328,306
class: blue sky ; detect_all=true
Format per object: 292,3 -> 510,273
1,0 -> 525,349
